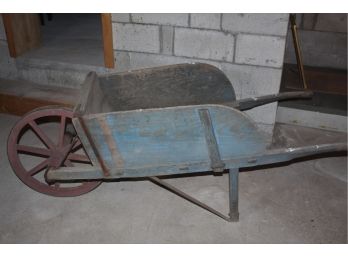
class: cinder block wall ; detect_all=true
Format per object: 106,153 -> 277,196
112,14 -> 290,137
284,14 -> 347,70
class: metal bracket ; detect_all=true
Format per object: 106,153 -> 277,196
149,176 -> 232,221
149,167 -> 240,222
199,109 -> 225,173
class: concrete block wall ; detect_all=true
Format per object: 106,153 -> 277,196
284,13 -> 347,70
112,13 -> 289,137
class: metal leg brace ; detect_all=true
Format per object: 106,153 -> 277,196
229,168 -> 239,221
149,172 -> 240,222
148,108 -> 240,222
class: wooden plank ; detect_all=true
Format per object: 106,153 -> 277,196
81,105 -> 268,177
199,109 -> 225,173
99,63 -> 236,112
96,116 -> 125,172
47,142 -> 347,181
282,64 -> 347,95
74,117 -> 111,177
71,118 -> 99,166
101,13 -> 115,68
0,93 -> 73,116
74,72 -> 111,116
306,68 -> 347,95
0,79 -> 77,116
1,14 -> 16,57
2,14 -> 41,58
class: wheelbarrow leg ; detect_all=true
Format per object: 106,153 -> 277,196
229,168 -> 239,221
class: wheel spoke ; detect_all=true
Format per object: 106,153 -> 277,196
29,120 -> 55,149
58,116 -> 66,147
16,145 -> 51,157
64,159 -> 74,167
8,107 -> 101,197
28,159 -> 49,177
68,153 -> 91,163
71,139 -> 83,152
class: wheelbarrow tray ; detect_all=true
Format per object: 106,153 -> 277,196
72,105 -> 268,179
63,63 -> 321,181
50,104 -> 345,181
94,63 -> 236,112
75,63 -> 312,115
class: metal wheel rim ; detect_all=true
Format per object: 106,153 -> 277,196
7,107 -> 101,197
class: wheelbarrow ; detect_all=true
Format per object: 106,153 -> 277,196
7,63 -> 346,222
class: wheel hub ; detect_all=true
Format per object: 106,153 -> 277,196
49,142 -> 73,168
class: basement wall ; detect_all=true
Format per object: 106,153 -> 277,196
284,13 -> 347,70
112,13 -> 290,136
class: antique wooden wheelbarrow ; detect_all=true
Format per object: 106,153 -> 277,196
7,63 -> 346,222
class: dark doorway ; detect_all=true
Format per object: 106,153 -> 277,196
23,14 -> 105,67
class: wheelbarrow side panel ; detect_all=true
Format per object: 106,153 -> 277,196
97,63 -> 236,112
74,105 -> 269,178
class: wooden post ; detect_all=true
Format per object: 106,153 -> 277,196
1,14 -> 16,57
2,14 -> 41,58
101,13 -> 115,69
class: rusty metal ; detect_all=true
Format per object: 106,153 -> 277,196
7,107 -> 101,197
290,14 -> 308,90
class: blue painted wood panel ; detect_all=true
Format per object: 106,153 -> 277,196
82,105 -> 268,175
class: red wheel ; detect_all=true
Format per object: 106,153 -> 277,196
7,107 -> 101,197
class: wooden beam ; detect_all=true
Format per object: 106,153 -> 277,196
1,14 -> 41,58
0,79 -> 78,116
1,14 -> 17,57
0,93 -> 73,116
101,13 -> 115,69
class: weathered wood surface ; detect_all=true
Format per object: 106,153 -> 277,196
73,105 -> 268,178
0,78 -> 77,115
74,72 -> 112,116
98,63 -> 236,112
199,109 -> 225,173
58,63 -> 345,182
2,14 -> 41,57
75,64 -> 313,115
101,14 -> 115,68
74,63 -> 235,115
282,64 -> 347,96
48,139 -> 346,181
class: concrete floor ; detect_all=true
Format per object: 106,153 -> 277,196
0,113 -> 346,243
